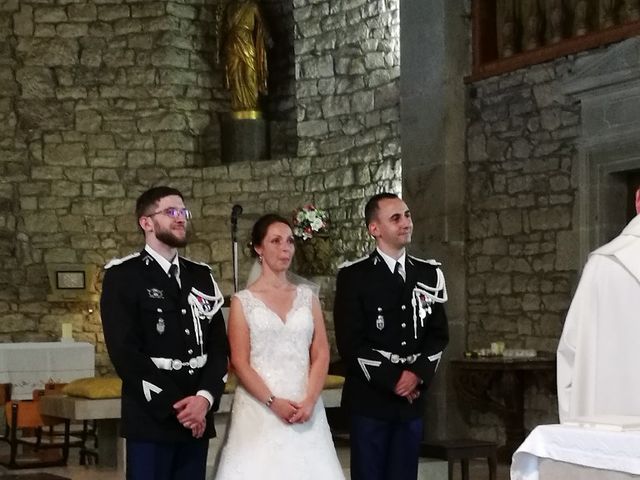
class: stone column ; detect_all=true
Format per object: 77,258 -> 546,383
400,0 -> 468,439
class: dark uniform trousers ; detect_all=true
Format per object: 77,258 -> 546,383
334,251 -> 449,480
100,250 -> 229,480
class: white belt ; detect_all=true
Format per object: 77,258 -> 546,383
374,349 -> 421,365
151,354 -> 208,371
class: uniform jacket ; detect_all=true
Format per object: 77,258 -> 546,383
100,250 -> 229,442
334,250 -> 449,420
557,214 -> 640,422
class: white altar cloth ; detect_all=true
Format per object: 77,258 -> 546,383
511,424 -> 640,480
0,342 -> 95,399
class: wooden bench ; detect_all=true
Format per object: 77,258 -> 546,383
420,438 -> 497,480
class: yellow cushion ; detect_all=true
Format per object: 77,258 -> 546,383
324,374 -> 345,389
224,374 -> 238,393
222,373 -> 344,393
62,377 -> 122,399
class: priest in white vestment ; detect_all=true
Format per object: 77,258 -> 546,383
557,188 -> 640,423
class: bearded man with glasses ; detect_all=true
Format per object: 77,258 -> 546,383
100,186 -> 229,480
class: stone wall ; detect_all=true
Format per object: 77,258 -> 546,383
465,54 -> 587,436
293,0 -> 401,259
294,0 -> 400,159
466,57 -> 582,353
0,0 -> 402,373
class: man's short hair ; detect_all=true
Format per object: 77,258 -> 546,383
364,192 -> 399,226
135,186 -> 184,220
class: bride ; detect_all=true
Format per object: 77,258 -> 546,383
214,214 -> 344,479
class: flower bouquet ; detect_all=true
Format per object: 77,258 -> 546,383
292,205 -> 332,275
292,205 -> 329,241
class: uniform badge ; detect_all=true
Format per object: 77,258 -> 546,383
156,318 -> 165,334
147,288 -> 164,299
376,307 -> 384,330
143,254 -> 153,266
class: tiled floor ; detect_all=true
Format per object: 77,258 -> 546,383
0,443 -> 512,479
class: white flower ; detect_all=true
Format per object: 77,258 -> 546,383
310,218 -> 324,231
292,204 -> 329,240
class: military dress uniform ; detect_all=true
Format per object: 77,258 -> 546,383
334,249 -> 449,480
100,248 -> 228,478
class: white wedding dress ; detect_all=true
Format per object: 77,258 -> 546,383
214,285 -> 344,480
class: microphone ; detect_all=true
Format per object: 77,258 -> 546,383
231,204 -> 243,224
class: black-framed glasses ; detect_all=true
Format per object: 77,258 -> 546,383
148,207 -> 192,220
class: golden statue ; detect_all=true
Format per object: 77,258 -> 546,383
220,0 -> 269,118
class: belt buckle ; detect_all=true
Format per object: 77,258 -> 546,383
171,359 -> 182,370
390,354 -> 400,364
188,358 -> 198,369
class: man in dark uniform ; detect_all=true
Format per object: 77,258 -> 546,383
334,192 -> 449,480
100,186 -> 228,480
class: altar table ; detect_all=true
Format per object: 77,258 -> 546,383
450,355 -> 555,460
0,342 -> 95,399
511,424 -> 640,480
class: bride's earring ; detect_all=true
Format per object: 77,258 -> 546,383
258,255 -> 263,264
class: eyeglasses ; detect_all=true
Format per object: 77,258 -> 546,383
147,208 -> 192,220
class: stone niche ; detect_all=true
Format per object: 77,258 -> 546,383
563,37 -> 640,263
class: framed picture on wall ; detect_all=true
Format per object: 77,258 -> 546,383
55,271 -> 86,290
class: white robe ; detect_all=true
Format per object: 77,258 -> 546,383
557,214 -> 640,423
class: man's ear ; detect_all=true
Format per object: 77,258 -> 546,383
635,187 -> 640,215
139,216 -> 153,233
367,222 -> 378,238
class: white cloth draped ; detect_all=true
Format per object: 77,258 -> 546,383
511,424 -> 640,480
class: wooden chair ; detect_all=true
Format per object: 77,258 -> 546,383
1,396 -> 72,469
40,382 -> 99,465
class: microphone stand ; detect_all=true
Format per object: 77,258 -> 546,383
230,204 -> 243,293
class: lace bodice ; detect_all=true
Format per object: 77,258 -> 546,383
235,285 -> 314,401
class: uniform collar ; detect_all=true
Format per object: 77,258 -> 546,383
144,244 -> 179,278
376,247 -> 406,274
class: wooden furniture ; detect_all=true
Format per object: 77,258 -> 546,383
38,383 -> 98,465
421,438 -> 497,480
470,0 -> 640,81
1,397 -> 72,469
450,355 -> 555,460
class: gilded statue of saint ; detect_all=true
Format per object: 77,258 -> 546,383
221,0 -> 269,115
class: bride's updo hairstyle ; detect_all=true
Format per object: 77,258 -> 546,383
250,213 -> 293,257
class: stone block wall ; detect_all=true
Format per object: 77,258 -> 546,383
466,57 -> 582,354
465,54 -> 588,436
0,0 -> 402,373
294,0 -> 400,159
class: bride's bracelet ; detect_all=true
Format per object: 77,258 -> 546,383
265,394 -> 275,408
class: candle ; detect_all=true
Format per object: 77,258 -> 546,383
61,323 -> 73,342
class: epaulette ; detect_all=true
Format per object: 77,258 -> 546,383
408,255 -> 441,267
181,256 -> 212,270
104,252 -> 140,269
338,256 -> 368,269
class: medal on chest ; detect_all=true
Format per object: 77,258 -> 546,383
156,308 -> 165,335
376,307 -> 385,331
